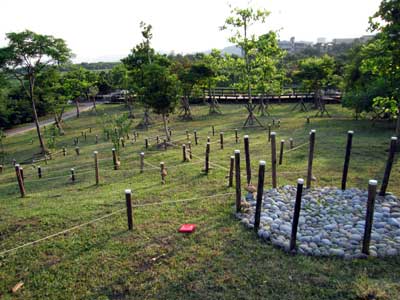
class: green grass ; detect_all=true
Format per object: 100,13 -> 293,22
0,104 -> 400,300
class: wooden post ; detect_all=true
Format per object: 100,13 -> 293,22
94,151 -> 99,185
244,135 -> 251,185
112,148 -> 119,170
194,130 -> 198,145
254,160 -> 266,230
133,132 -> 137,142
70,168 -> 75,183
290,178 -> 304,252
379,137 -> 397,196
228,155 -> 234,187
234,150 -> 241,213
19,167 -> 24,183
125,189 -> 133,230
121,138 -> 125,148
272,119 -> 275,126
362,179 -> 378,255
163,139 -> 167,150
63,147 -> 67,156
156,136 -> 159,144
145,138 -> 148,149
15,164 -> 25,197
235,129 -> 238,144
220,132 -> 224,149
0,164 -> 3,174
279,140 -> 285,165
268,124 -> 271,142
38,166 -> 42,178
160,162 -> 166,184
341,131 -> 354,190
207,136 -> 210,143
89,127 -> 92,133
306,130 -> 316,189
277,119 -> 281,128
95,135 -> 99,144
205,142 -> 210,174
188,141 -> 192,159
270,132 -> 277,188
140,152 -> 144,173
186,130 -> 189,141
182,144 -> 187,162
306,116 -> 310,124
84,132 -> 87,141
212,125 -> 215,136
289,138 -> 294,149
168,128 -> 172,136
81,131 -> 84,137
75,146 -> 80,156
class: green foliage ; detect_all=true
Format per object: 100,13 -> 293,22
373,96 -> 399,119
142,63 -> 181,115
43,124 -> 59,149
100,112 -> 132,154
294,55 -> 337,93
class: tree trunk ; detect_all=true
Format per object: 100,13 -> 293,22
395,105 -> 400,138
29,76 -> 47,153
162,113 -> 170,142
75,98 -> 80,118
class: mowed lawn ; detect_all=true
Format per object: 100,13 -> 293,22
0,103 -> 400,300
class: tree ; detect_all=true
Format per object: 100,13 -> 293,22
0,30 -> 72,153
369,0 -> 400,137
142,63 -> 181,141
110,64 -> 135,118
221,6 -> 270,127
294,55 -> 336,116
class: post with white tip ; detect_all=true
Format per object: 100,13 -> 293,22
38,166 -> 42,179
306,130 -> 316,189
234,150 -> 241,213
160,162 -> 166,184
182,144 -> 187,162
290,178 -> 304,252
362,179 -> 378,255
205,143 -> 210,174
140,152 -> 144,173
244,135 -> 251,184
379,137 -> 397,196
220,132 -> 224,149
254,161 -> 266,230
70,168 -> 75,183
235,129 -> 238,144
194,130 -> 198,145
125,189 -> 133,230
341,131 -> 354,190
112,148 -> 119,170
94,151 -> 99,185
270,132 -> 277,188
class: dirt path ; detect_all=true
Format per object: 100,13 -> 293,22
4,103 -> 93,137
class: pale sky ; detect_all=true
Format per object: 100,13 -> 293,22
0,0 -> 381,62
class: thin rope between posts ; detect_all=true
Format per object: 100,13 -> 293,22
0,192 -> 234,256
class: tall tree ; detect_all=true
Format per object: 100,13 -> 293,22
369,0 -> 400,137
0,30 -> 72,153
221,6 -> 270,127
142,63 -> 180,141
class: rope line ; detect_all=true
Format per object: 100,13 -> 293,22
0,192 -> 234,256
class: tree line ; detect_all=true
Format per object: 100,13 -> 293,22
0,0 -> 399,152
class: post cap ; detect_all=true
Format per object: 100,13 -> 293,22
234,149 -> 240,154
220,132 -> 224,134
206,142 -> 210,145
348,130 -> 354,134
93,151 -> 98,154
112,148 -> 116,151
369,179 -> 378,186
182,144 -> 186,146
160,161 -> 164,165
270,132 -> 276,136
71,168 -> 74,171
259,160 -> 266,166
391,136 -> 398,141
289,138 -> 293,141
310,129 -> 316,133
297,178 -> 304,184
230,156 -> 234,159
125,189 -> 132,194
15,163 -> 20,167
140,152 -> 144,155
281,139 -> 285,142
38,166 -> 41,168
244,135 -> 249,139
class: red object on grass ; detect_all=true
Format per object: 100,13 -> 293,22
178,224 -> 196,233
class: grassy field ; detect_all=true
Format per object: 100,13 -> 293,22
0,103 -> 400,300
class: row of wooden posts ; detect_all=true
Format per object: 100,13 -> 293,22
248,159 -> 379,255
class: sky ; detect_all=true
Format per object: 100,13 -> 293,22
0,0 -> 382,63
